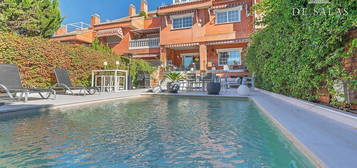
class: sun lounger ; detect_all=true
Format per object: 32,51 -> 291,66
0,64 -> 56,102
52,68 -> 99,95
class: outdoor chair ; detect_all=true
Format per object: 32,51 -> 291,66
226,77 -> 242,88
243,73 -> 256,89
186,73 -> 202,91
200,72 -> 213,91
52,68 -> 99,95
0,64 -> 56,102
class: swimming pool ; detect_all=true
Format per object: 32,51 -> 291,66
0,96 -> 314,167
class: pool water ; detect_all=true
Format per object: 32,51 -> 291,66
0,96 -> 314,167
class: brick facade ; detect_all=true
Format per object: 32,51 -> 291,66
52,0 -> 259,73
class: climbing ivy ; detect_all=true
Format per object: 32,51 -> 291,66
0,33 -> 155,88
246,0 -> 356,106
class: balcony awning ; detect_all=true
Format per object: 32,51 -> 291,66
166,42 -> 199,49
133,54 -> 159,58
206,38 -> 249,46
96,28 -> 123,38
131,27 -> 160,34
211,2 -> 247,10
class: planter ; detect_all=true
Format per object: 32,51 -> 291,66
167,82 -> 180,93
237,85 -> 250,96
207,82 -> 221,95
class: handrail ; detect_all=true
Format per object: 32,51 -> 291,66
129,37 -> 160,49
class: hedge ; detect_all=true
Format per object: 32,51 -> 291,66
0,33 -> 155,88
246,0 -> 356,108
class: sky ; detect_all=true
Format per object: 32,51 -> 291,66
59,0 -> 172,25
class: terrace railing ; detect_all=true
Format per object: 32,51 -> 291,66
129,37 -> 160,49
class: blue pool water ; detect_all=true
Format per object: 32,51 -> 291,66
0,96 -> 314,167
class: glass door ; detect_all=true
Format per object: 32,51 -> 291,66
182,53 -> 199,71
183,55 -> 193,70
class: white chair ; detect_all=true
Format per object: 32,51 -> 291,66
227,77 -> 242,88
243,73 -> 256,90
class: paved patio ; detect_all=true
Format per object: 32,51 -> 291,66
0,89 -> 146,113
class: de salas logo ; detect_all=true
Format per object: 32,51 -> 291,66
293,0 -> 349,16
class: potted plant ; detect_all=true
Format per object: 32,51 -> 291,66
207,75 -> 221,95
165,72 -> 185,93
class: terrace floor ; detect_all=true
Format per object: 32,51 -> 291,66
0,89 -> 146,113
0,89 -> 357,168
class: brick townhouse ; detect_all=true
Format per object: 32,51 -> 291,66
52,0 -> 261,76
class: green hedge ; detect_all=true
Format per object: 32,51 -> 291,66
246,0 -> 356,106
0,33 -> 155,88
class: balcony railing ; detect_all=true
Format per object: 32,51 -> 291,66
129,37 -> 160,49
172,0 -> 198,5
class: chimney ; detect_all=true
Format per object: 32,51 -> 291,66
91,14 -> 100,26
55,26 -> 67,35
129,4 -> 136,17
140,0 -> 148,14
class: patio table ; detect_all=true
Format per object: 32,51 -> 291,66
91,70 -> 129,92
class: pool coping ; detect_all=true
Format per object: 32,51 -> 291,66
0,91 -> 146,114
250,96 -> 325,168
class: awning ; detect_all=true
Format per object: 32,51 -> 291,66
206,38 -> 249,46
133,54 -> 159,58
166,42 -> 199,48
96,28 -> 124,38
211,2 -> 247,10
166,9 -> 196,16
131,27 -> 160,34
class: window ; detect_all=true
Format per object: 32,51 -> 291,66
217,49 -> 241,65
215,7 -> 241,24
172,14 -> 193,29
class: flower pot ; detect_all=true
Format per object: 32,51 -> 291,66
237,85 -> 250,96
167,82 -> 180,93
207,82 -> 221,95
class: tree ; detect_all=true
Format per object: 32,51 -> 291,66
91,38 -> 113,53
0,0 -> 63,38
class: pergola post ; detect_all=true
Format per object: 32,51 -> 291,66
160,46 -> 167,67
199,43 -> 207,71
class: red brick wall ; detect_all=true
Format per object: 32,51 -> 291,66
160,0 -> 254,45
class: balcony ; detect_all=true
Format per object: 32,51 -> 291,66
129,37 -> 160,50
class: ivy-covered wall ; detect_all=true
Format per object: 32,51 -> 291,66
246,0 -> 356,108
0,33 -> 154,88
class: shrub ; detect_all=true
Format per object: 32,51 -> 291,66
0,33 -> 155,88
246,0 -> 356,107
